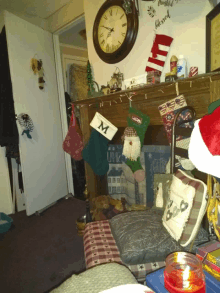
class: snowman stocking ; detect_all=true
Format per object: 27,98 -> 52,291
122,107 -> 150,182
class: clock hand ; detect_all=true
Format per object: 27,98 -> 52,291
101,25 -> 114,32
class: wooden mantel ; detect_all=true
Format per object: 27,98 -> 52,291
75,71 -> 220,198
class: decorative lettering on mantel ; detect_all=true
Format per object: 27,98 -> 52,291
146,0 -> 182,29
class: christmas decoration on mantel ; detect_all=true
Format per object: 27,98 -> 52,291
31,57 -> 45,90
87,60 -> 103,98
145,34 -> 173,76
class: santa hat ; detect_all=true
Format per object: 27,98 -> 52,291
145,34 -> 173,75
188,106 -> 220,178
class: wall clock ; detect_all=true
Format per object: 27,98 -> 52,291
93,0 -> 139,64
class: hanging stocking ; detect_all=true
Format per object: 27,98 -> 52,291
122,107 -> 150,182
82,112 -> 118,176
145,34 -> 173,75
63,104 -> 84,161
82,129 -> 110,176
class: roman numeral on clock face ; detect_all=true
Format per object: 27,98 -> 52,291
121,33 -> 125,37
104,15 -> 108,20
101,40 -> 105,45
109,9 -> 112,16
100,33 -> 103,38
120,14 -> 124,19
122,23 -> 127,27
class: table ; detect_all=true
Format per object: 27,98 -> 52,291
146,267 -> 220,293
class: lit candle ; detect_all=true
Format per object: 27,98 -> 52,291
164,252 -> 206,293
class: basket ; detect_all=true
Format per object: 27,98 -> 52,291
0,212 -> 13,234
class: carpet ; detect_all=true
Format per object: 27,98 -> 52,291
0,197 -> 86,293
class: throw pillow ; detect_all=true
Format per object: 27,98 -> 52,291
162,174 -> 196,241
153,174 -> 173,211
174,169 -> 208,247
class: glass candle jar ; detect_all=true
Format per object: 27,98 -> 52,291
164,252 -> 206,293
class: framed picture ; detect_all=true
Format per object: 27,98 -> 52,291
206,3 -> 220,72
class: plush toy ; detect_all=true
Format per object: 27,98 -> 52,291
91,195 -> 127,221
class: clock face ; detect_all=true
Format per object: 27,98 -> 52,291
97,5 -> 128,54
93,0 -> 138,64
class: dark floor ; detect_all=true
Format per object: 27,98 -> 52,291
0,197 -> 87,293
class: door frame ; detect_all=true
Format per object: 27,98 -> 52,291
53,14 -> 87,196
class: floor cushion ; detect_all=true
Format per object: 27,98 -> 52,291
83,220 -> 166,282
83,216 -> 209,282
50,263 -> 137,293
109,210 -> 183,265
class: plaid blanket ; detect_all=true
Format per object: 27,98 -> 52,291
83,220 -> 165,281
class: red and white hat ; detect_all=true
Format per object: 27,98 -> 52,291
188,106 -> 220,178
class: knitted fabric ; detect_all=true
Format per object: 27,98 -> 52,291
82,129 -> 109,176
124,107 -> 150,182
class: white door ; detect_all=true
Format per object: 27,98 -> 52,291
4,11 -> 68,216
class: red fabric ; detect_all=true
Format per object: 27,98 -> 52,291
199,106 -> 220,156
62,104 -> 84,160
151,34 -> 173,58
146,34 -> 173,75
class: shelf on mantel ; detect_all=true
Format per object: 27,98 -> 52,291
74,71 -> 220,107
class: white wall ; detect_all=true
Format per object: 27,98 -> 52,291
84,0 -> 213,88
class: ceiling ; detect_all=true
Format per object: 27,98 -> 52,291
59,19 -> 87,49
0,0 -> 87,49
0,0 -> 71,19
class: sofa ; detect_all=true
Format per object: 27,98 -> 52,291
50,263 -> 154,293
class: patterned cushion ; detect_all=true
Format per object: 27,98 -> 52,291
83,219 -> 208,282
175,169 -> 208,247
83,220 -> 166,281
84,220 -> 122,268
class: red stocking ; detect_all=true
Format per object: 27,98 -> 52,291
63,104 -> 83,160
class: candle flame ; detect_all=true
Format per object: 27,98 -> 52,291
182,265 -> 191,289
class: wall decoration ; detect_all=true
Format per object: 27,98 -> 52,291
206,3 -> 220,72
147,6 -> 156,18
155,9 -> 171,29
17,114 -> 34,139
93,0 -> 139,64
30,57 -> 45,90
145,34 -> 173,75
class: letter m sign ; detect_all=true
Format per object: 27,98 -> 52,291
98,120 -> 109,134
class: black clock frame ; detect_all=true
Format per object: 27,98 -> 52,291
93,0 -> 139,64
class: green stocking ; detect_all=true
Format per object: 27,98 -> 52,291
125,107 -> 150,182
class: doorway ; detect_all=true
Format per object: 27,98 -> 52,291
53,15 -> 88,200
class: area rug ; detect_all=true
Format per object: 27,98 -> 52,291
0,197 -> 86,293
